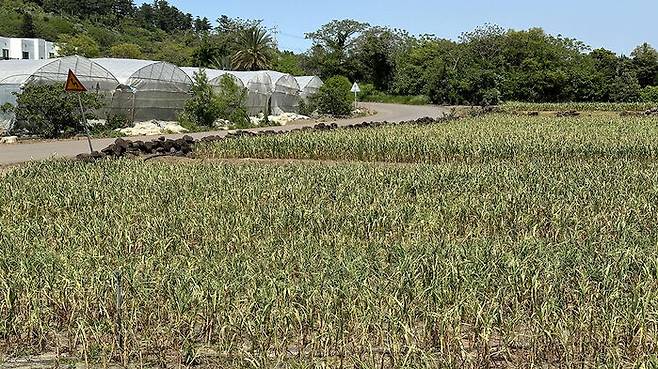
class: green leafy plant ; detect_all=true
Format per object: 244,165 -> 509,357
314,76 -> 353,117
109,43 -> 143,59
11,84 -> 104,138
231,27 -> 274,71
180,70 -> 219,128
180,70 -> 248,129
214,75 -> 249,128
640,86 -> 658,103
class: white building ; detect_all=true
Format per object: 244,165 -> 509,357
0,37 -> 57,60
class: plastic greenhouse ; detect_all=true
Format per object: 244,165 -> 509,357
261,71 -> 301,114
296,76 -> 324,99
224,71 -> 273,116
0,56 -> 119,131
93,58 -> 192,121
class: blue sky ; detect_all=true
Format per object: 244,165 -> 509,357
142,0 -> 658,55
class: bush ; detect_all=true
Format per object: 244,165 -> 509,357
215,75 -> 249,128
298,96 -> 317,116
56,34 -> 100,58
480,88 -> 502,106
11,84 -> 104,138
358,83 -> 430,105
180,70 -> 248,129
314,76 -> 353,117
640,86 -> 658,103
180,70 -> 218,128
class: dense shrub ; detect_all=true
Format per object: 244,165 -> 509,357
298,96 -> 317,116
641,86 -> 658,102
314,76 -> 353,116
10,84 -> 104,138
359,83 -> 430,105
180,70 -> 248,128
215,75 -> 249,128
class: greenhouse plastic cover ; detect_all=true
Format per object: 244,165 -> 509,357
263,70 -> 301,114
296,76 -> 324,98
93,58 -> 192,92
93,58 -> 193,121
224,71 -> 274,115
0,56 -> 119,130
180,67 -> 245,89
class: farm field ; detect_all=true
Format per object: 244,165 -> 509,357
2,113 -> 658,368
502,101 -> 658,112
198,114 -> 658,162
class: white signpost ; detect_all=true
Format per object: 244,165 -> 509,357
351,82 -> 361,110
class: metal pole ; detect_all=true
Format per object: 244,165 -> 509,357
77,93 -> 94,153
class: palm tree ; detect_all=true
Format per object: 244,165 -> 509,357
232,27 -> 274,71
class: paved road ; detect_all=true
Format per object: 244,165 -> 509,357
0,103 -> 449,165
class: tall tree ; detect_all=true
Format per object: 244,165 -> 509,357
305,19 -> 370,79
631,43 -> 658,87
232,27 -> 274,71
20,12 -> 37,38
194,17 -> 212,34
353,27 -> 408,90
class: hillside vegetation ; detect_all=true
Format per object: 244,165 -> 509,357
2,1 -> 658,105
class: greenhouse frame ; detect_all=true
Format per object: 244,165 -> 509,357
296,76 -> 324,99
224,71 -> 274,116
0,56 -> 119,131
262,71 -> 301,114
0,55 -> 324,132
93,58 -> 193,122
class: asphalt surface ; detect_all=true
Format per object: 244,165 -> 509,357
0,103 -> 449,165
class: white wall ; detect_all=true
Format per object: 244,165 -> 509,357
0,37 -> 9,59
0,36 -> 57,60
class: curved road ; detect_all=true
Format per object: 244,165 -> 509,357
0,103 -> 449,165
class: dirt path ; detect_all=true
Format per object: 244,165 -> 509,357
0,103 -> 449,165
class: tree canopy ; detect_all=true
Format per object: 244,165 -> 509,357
2,2 -> 657,105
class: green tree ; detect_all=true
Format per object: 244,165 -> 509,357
588,48 -> 621,101
110,43 -> 143,59
20,12 -> 37,38
314,75 -> 353,116
305,19 -> 370,79
232,27 -> 274,71
155,41 -> 194,66
631,43 -> 658,87
181,70 -> 218,127
192,35 -> 227,68
56,34 -> 101,57
181,70 -> 248,127
274,51 -> 305,76
610,60 -> 641,102
193,16 -> 211,33
640,86 -> 658,102
353,27 -> 408,91
10,84 -> 104,138
214,75 -> 249,127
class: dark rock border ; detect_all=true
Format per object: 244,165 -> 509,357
76,116 -> 455,162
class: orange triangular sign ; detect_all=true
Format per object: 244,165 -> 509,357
65,69 -> 87,92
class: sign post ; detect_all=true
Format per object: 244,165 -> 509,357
350,82 -> 361,110
65,69 -> 93,153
